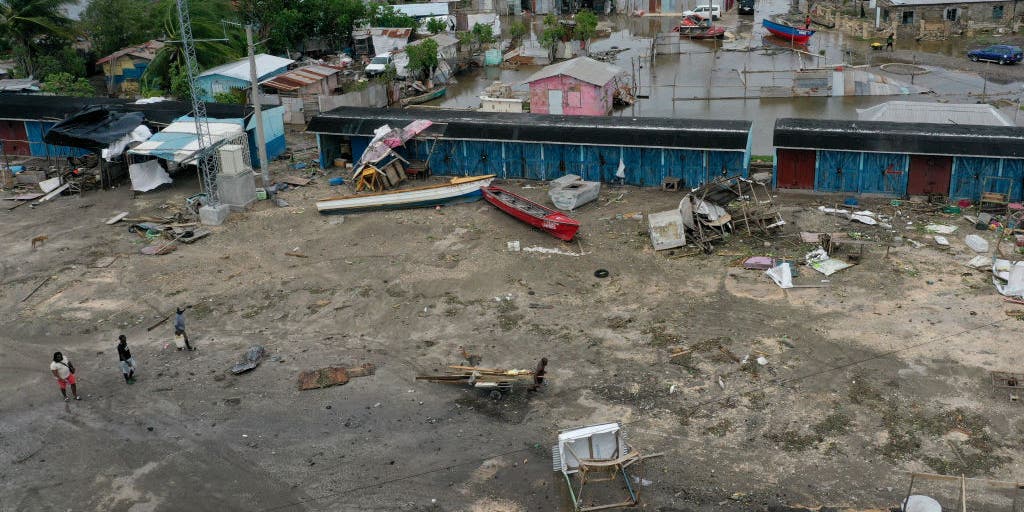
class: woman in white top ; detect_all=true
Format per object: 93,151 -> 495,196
50,352 -> 81,401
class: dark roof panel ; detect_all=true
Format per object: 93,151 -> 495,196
308,107 -> 752,150
0,94 -> 257,125
774,118 -> 1024,159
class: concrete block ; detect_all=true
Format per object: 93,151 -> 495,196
199,204 -> 231,226
217,170 -> 257,212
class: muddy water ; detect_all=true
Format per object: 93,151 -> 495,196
434,1 -> 1023,154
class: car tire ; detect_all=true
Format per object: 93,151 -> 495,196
969,55 -> 978,62
999,58 -> 1007,65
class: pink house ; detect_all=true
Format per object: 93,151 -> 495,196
524,57 -> 625,116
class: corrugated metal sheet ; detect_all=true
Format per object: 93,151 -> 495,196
260,64 -> 343,92
523,57 -> 624,87
857,101 -> 1014,126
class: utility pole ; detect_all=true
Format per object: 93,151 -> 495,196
246,24 -> 271,191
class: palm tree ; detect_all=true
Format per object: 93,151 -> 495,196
0,0 -> 76,77
141,0 -> 244,95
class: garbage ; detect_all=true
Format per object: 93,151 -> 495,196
297,363 -> 376,391
964,255 -> 993,270
933,235 -> 949,246
902,495 -> 942,512
766,262 -> 793,289
805,247 -> 853,276
416,360 -> 547,398
993,259 -> 1024,297
230,345 -> 266,375
756,356 -> 768,366
925,224 -> 957,234
743,256 -> 775,270
507,240 -> 521,252
964,234 -> 989,253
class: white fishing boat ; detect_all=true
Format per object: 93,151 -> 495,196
548,174 -> 601,211
316,175 -> 495,214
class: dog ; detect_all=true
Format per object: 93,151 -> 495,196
30,235 -> 47,250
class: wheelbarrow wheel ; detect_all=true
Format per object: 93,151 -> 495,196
489,390 -> 503,401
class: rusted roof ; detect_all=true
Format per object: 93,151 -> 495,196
97,40 -> 165,65
368,27 -> 414,38
260,64 -> 344,92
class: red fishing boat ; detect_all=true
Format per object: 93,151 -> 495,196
482,186 -> 580,241
762,18 -> 815,44
672,14 -> 726,39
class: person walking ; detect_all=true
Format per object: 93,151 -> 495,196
117,335 -> 136,384
50,352 -> 80,401
804,15 -> 811,29
174,307 -> 193,351
886,33 -> 894,51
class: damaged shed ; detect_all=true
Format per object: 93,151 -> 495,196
308,107 -> 752,188
773,118 -> 1024,201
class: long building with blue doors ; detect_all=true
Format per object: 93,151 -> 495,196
773,118 -> 1024,201
307,108 -> 753,188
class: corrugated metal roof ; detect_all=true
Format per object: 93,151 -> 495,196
308,107 -> 752,151
407,32 -> 459,49
199,54 -> 295,82
523,57 -> 625,87
774,118 -> 1024,158
884,0 -> 1007,5
0,78 -> 40,92
857,101 -> 1013,126
97,40 -> 165,65
392,2 -> 449,17
259,64 -> 344,92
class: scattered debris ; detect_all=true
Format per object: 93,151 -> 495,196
925,224 -> 957,235
297,363 -> 376,390
231,345 -> 266,375
743,256 -> 775,270
964,255 -> 992,270
992,259 -> 1024,296
767,262 -> 794,289
522,246 -> 585,257
964,234 -> 988,253
805,247 -> 853,276
140,243 -> 176,256
416,360 -> 545,398
507,240 -> 521,252
277,175 -> 311,187
934,235 -> 949,246
105,212 -> 129,225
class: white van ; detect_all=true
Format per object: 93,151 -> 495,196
684,4 -> 722,19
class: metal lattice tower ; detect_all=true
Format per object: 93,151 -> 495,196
175,0 -> 220,205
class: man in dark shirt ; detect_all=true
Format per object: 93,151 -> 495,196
530,357 -> 548,392
117,335 -> 136,384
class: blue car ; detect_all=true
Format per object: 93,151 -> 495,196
967,45 -> 1023,65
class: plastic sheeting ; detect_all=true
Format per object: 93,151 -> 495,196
128,160 -> 172,192
43,106 -> 146,150
128,116 -> 245,163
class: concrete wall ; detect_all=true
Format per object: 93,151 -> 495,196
480,97 -> 524,112
528,75 -> 613,116
317,83 -> 389,112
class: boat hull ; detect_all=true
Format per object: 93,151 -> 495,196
762,19 -> 814,44
549,180 -> 601,210
401,87 -> 447,106
482,186 -> 580,241
316,175 -> 494,214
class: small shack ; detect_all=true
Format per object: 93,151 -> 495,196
524,57 -> 626,116
876,0 -> 1018,38
196,54 -> 294,102
773,118 -> 1024,201
308,107 -> 752,187
96,40 -> 165,97
260,64 -> 346,124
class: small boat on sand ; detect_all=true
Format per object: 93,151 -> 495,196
482,186 -> 580,241
762,18 -> 815,44
316,175 -> 494,214
548,174 -> 600,210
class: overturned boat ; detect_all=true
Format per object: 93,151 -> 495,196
548,174 -> 601,210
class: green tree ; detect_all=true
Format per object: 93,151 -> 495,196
539,14 -> 564,61
426,17 -> 447,35
142,0 -> 244,95
573,9 -> 597,50
366,2 -> 419,29
169,61 -> 194,102
508,20 -> 527,46
405,38 -> 438,87
0,0 -> 76,77
471,22 -> 495,48
33,46 -> 85,80
41,71 -> 94,96
81,0 -> 157,57
213,88 -> 247,104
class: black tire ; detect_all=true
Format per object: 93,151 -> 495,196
999,58 -> 1007,65
969,55 -> 978,62
489,390 -> 502,401
594,269 -> 610,278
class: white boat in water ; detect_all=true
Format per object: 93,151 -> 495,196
548,174 -> 601,211
316,175 -> 495,214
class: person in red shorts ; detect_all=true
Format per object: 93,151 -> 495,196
50,352 -> 80,401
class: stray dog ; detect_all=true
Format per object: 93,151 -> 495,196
30,235 -> 47,250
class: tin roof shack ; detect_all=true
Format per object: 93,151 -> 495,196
352,27 -> 413,58
0,95 -> 286,169
773,118 -> 1024,202
196,54 -> 294,102
877,0 -> 1018,38
393,33 -> 460,84
308,107 -> 752,187
96,40 -> 165,97
524,57 -> 626,116
0,78 -> 40,94
260,64 -> 345,124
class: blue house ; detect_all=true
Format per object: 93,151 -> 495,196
307,108 -> 753,188
196,54 -> 294,102
773,118 -> 1024,201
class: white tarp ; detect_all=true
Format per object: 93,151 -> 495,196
993,259 -> 1024,297
128,160 -> 173,192
102,124 -> 153,161
766,262 -> 794,289
128,117 -> 245,163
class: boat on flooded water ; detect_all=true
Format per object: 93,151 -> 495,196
762,18 -> 815,44
672,14 -> 726,39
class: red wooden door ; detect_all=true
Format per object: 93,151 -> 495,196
776,149 -> 816,189
0,120 -> 30,156
907,155 -> 952,195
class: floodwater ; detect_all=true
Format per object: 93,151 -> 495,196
432,0 -> 1024,154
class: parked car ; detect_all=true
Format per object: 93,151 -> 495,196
738,0 -> 754,15
683,4 -> 721,20
967,45 -> 1023,65
365,52 -> 394,76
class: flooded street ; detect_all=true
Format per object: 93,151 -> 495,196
432,0 -> 1024,153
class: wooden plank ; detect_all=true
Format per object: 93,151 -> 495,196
20,276 -> 51,302
34,182 -> 69,203
277,175 -> 311,186
105,211 -> 129,224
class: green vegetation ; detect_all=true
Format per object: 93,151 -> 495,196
366,2 -> 419,30
82,0 -> 156,57
0,0 -> 76,78
539,14 -> 565,61
406,38 -> 438,86
426,17 -> 447,35
573,9 -> 598,49
508,20 -> 527,46
41,72 -> 94,96
213,88 -> 248,104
